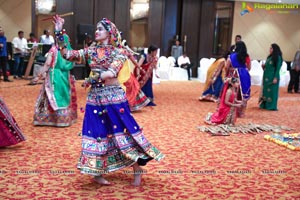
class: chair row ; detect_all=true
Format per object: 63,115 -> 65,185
156,56 -> 188,81
247,60 -> 290,87
197,57 -> 290,87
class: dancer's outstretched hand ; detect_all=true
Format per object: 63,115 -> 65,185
53,14 -> 64,31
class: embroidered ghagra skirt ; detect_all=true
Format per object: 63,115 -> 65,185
77,85 -> 164,175
0,97 -> 25,147
33,76 -> 77,127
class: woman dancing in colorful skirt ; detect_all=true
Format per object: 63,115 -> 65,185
53,15 -> 164,186
32,34 -> 77,127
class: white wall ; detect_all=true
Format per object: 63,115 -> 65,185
232,2 -> 300,61
0,0 -> 31,41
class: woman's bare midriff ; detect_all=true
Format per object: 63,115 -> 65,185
104,77 -> 119,86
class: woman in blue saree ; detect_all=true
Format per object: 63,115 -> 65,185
225,41 -> 251,117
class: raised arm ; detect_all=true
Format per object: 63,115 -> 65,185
52,15 -> 84,63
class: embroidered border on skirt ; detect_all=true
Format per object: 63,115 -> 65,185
77,85 -> 164,175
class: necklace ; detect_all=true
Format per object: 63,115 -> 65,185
89,45 -> 116,68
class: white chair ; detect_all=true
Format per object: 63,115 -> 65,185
168,56 -> 188,81
198,58 -> 216,83
170,68 -> 188,80
209,57 -> 216,64
279,61 -> 290,87
156,56 -> 170,80
259,60 -> 265,66
167,56 -> 176,68
249,60 -> 263,86
152,68 -> 160,84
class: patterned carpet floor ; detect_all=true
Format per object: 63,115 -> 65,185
0,79 -> 300,200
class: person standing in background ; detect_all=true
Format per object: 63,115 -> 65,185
0,27 -> 12,82
171,39 -> 183,67
11,30 -> 28,79
259,43 -> 283,111
230,35 -> 242,53
287,50 -> 300,93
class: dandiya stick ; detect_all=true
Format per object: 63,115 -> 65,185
41,12 -> 74,21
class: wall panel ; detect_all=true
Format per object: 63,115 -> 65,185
198,0 -> 216,60
162,0 -> 180,56
148,0 -> 164,48
232,1 -> 300,61
181,0 -> 202,75
73,0 -> 94,48
114,0 -> 130,42
94,0 -> 115,24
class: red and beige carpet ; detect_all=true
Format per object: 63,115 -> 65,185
0,79 -> 299,199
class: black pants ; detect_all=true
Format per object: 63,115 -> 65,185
0,56 -> 9,80
287,69 -> 300,93
180,63 -> 193,80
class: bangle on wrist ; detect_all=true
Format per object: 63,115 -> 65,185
54,29 -> 66,36
55,29 -> 66,47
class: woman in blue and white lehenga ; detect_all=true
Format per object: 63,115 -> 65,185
53,15 -> 164,186
225,41 -> 251,117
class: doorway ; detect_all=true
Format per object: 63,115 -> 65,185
129,0 -> 149,49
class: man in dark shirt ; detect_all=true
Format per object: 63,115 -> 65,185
230,35 -> 242,53
287,50 -> 300,93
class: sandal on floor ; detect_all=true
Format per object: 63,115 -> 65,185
209,97 -> 218,103
28,81 -> 37,85
199,95 -> 210,101
198,96 -> 205,101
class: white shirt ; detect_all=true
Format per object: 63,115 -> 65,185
12,37 -> 28,54
177,55 -> 190,66
40,35 -> 55,45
